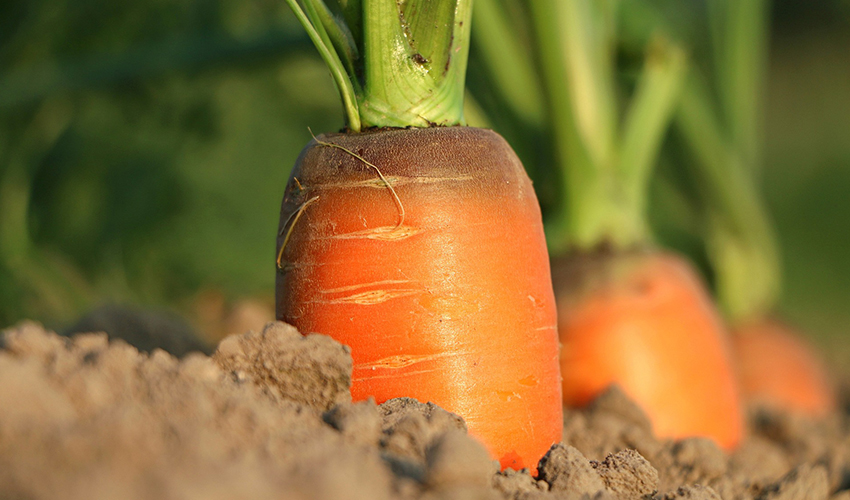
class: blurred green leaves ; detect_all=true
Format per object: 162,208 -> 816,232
0,0 -> 339,327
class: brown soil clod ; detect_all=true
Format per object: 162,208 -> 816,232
758,463 -> 829,500
213,321 -> 352,412
537,443 -> 607,496
591,448 -> 659,498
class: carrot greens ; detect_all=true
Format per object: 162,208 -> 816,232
673,0 -> 779,322
676,73 -> 780,322
527,1 -> 686,253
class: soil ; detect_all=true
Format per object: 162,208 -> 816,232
1,320 -> 848,500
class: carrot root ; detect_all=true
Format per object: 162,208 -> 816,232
732,318 -> 836,418
277,126 -> 562,471
553,251 -> 744,450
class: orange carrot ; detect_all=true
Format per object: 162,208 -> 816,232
554,251 -> 744,450
731,319 -> 835,418
276,127 -> 562,471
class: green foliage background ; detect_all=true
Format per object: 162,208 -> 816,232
1,0 -> 848,358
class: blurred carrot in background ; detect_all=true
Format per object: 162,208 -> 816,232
662,0 -> 837,417
471,0 -> 744,449
732,319 -> 835,416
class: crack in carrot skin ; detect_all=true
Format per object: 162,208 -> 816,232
320,225 -> 421,241
353,367 -> 442,382
317,174 -> 475,190
356,351 -> 468,371
317,288 -> 423,305
318,279 -> 414,294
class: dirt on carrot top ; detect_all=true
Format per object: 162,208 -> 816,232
0,321 -> 848,500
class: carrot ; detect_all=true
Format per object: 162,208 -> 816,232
670,1 -> 836,418
470,1 -> 744,449
278,0 -> 561,471
732,319 -> 835,417
553,251 -> 743,449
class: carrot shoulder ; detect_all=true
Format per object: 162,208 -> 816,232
276,126 -> 562,471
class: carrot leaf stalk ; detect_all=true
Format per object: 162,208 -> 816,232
674,0 -> 779,323
470,0 -> 545,131
284,0 -> 361,131
284,0 -> 472,131
676,72 -> 780,322
707,0 -> 769,175
529,0 -> 686,253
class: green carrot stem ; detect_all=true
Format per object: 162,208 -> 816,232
707,0 -> 769,175
618,37 -> 686,243
676,72 -> 780,321
359,0 -> 471,127
337,0 -> 363,51
470,0 -> 545,130
685,0 -> 779,321
528,0 -> 591,252
554,0 -> 618,169
285,0 -> 361,130
530,0 -> 684,253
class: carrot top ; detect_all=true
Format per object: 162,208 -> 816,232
472,1 -> 686,254
284,0 -> 472,132
614,0 -> 780,322
676,72 -> 780,323
673,0 -> 780,322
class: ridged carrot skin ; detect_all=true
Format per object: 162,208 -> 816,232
732,318 -> 835,418
276,126 -> 562,471
553,251 -> 744,450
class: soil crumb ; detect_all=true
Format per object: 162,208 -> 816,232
1,321 -> 849,500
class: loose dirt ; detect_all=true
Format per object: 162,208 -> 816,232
0,321 -> 847,500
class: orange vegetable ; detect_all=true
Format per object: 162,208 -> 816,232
554,251 -> 744,450
276,126 -> 562,471
732,318 -> 835,417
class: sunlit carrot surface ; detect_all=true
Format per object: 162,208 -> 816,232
276,126 -> 562,471
554,251 -> 744,450
732,318 -> 836,418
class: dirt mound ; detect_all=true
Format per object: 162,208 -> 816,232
0,321 -> 847,500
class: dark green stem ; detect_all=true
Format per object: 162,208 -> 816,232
471,0 -> 545,130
